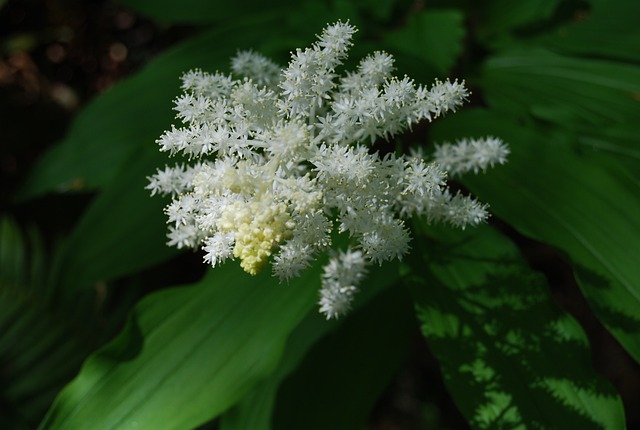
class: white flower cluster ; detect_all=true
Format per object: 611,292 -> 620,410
147,21 -> 508,319
434,136 -> 510,176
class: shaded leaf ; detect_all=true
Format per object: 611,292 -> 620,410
39,263 -> 321,430
476,0 -> 560,37
409,224 -> 625,429
430,109 -> 640,364
52,146 -> 178,292
219,311 -> 340,430
220,262 -> 403,430
534,0 -> 640,62
272,284 -> 414,430
480,48 -> 640,125
384,10 -> 465,74
575,122 -> 640,181
0,218 -> 123,429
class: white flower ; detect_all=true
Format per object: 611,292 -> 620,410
230,50 -> 280,87
145,163 -> 203,196
180,69 -> 234,98
319,249 -> 367,319
202,232 -> 235,267
434,136 -> 510,175
272,242 -> 315,281
358,215 -> 411,265
148,21 -> 508,318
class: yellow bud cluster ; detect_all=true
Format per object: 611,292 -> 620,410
218,199 -> 292,275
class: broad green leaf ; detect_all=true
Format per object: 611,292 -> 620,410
481,48 -> 640,125
430,109 -> 640,364
384,10 -> 465,75
219,311 -> 341,430
272,284 -> 414,430
219,262 -> 402,430
575,122 -> 640,181
52,147 -> 178,291
534,0 -> 640,62
17,20 -> 292,201
409,224 -> 625,429
39,262 -> 322,430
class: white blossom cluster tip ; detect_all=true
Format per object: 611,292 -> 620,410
147,21 -> 508,319
433,136 -> 510,176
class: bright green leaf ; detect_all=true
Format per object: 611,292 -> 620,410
409,224 -> 625,429
39,263 -> 321,430
430,109 -> 640,365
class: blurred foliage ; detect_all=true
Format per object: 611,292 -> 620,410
1,0 -> 639,428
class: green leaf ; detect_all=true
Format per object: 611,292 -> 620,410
0,218 -> 122,428
384,10 -> 465,75
272,284 -> 414,430
534,0 -> 640,62
39,262 -> 321,430
575,122 -> 640,181
219,262 -> 403,430
476,0 -> 560,36
409,224 -> 625,429
430,109 -> 640,365
219,311 -> 340,430
480,48 -> 640,125
17,20 -> 292,201
52,147 -> 178,291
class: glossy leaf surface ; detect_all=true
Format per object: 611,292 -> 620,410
40,263 -> 321,430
